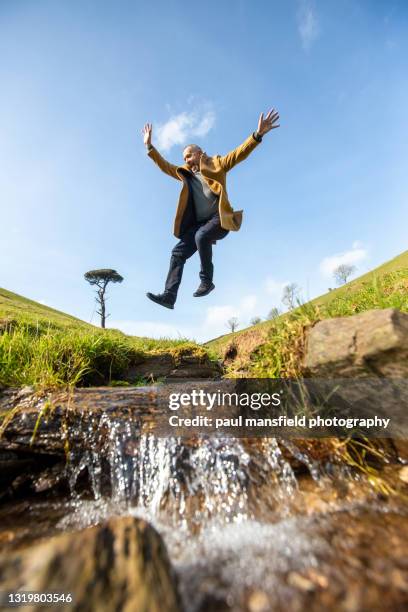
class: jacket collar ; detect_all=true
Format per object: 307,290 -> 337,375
178,152 -> 212,175
177,153 -> 211,176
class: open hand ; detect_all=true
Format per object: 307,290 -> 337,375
141,123 -> 153,146
257,108 -> 280,136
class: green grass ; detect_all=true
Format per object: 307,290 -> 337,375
0,325 -> 138,388
210,265 -> 408,378
213,264 -> 408,487
0,323 -> 210,389
0,288 -> 210,389
311,249 -> 408,307
0,287 -> 89,330
205,249 -> 408,359
1,249 -> 407,388
249,269 -> 407,378
1,273 -> 405,491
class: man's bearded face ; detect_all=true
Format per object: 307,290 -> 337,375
183,145 -> 202,170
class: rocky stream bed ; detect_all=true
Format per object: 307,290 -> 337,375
0,308 -> 407,611
0,380 -> 407,612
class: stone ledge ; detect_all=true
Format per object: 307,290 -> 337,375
302,308 -> 408,377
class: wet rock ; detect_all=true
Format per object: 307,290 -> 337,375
127,353 -> 222,381
0,381 -> 239,457
305,569 -> 329,589
127,353 -> 176,379
287,571 -> 316,592
392,440 -> 408,463
0,451 -> 34,476
303,308 -> 408,377
0,450 -> 63,501
398,466 -> 408,484
0,530 -> 15,545
17,386 -> 36,397
247,589 -> 270,612
167,364 -> 221,379
31,463 -> 67,493
390,568 -> 408,592
0,515 -> 181,612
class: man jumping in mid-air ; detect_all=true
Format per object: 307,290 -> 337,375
142,108 -> 280,309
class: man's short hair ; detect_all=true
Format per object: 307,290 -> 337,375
183,144 -> 202,153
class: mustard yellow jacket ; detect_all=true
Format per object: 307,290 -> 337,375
147,133 -> 262,238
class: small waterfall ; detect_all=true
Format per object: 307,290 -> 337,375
2,381 -> 405,612
63,408 -> 317,529
44,388 -> 400,612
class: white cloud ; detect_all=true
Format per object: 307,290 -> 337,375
352,240 -> 363,249
205,305 -> 239,328
156,107 -> 216,152
109,305 -> 252,343
240,294 -> 258,312
110,300 -> 255,343
203,294 -> 258,335
108,320 -> 193,340
263,277 -> 290,302
319,244 -> 369,277
109,295 -> 260,344
297,1 -> 320,50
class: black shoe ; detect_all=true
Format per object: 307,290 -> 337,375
146,292 -> 175,309
193,282 -> 215,297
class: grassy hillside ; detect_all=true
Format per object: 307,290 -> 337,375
205,250 -> 408,376
0,288 -> 209,388
1,249 -> 407,387
0,287 -> 90,331
310,249 -> 408,307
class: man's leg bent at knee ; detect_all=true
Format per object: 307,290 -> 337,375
194,214 -> 229,295
195,216 -> 229,284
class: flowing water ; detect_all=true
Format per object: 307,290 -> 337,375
58,414 -> 324,611
58,410 -> 408,610
1,394 -> 407,611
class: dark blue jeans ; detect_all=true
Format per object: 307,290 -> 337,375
164,213 -> 229,301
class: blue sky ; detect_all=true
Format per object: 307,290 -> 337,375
1,0 -> 407,342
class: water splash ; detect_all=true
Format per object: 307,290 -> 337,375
63,410 -> 311,527
162,518 -> 329,612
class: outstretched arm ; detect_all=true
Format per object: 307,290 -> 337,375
218,108 -> 280,172
141,123 -> 181,180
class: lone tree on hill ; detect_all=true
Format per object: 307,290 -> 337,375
281,283 -> 301,311
226,317 -> 239,333
250,316 -> 262,326
84,269 -> 124,328
333,264 -> 356,286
